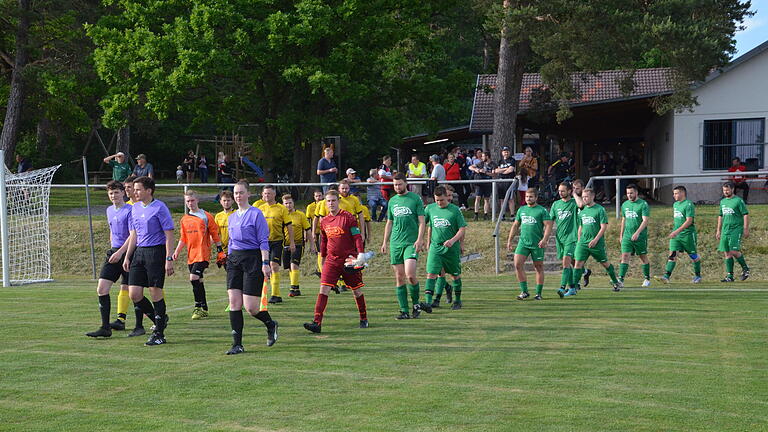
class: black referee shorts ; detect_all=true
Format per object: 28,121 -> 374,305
268,240 -> 283,263
128,245 -> 167,288
282,244 -> 303,269
227,250 -> 265,296
99,248 -> 128,285
188,261 -> 209,278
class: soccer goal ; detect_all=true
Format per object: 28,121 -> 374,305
0,158 -> 61,286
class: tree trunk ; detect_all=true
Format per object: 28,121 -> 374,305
490,0 -> 530,159
36,116 -> 51,158
116,125 -> 130,156
0,0 -> 31,167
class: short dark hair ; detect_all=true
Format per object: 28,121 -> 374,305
262,184 -> 275,191
626,183 -> 639,192
572,179 -> 584,187
559,181 -> 572,191
526,187 -> 538,195
433,185 -> 448,197
106,180 -> 124,191
733,157 -> 741,163
328,183 -> 339,191
723,181 -> 735,189
313,188 -> 323,194
393,173 -> 407,182
133,176 -> 155,194
220,190 -> 234,199
673,185 -> 687,194
124,175 -> 137,184
235,180 -> 250,191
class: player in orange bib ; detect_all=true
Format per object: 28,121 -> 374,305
172,190 -> 222,319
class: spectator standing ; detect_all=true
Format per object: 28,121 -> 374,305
15,154 -> 31,173
516,167 -> 530,205
103,152 -> 131,181
548,152 -> 573,186
469,151 -> 496,221
183,150 -> 196,183
600,153 -> 616,204
316,147 -> 338,192
218,154 -> 234,184
366,169 -> 387,222
216,152 -> 226,183
518,146 -> 538,189
133,154 -> 154,179
494,145 -> 517,218
198,154 -> 209,183
345,168 -> 362,195
378,155 -> 394,200
728,157 -> 750,203
429,154 -> 446,181
176,166 -> 184,183
407,154 -> 428,196
587,152 -> 603,198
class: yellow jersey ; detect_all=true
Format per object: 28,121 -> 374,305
315,194 -> 364,217
252,199 -> 265,208
284,210 -> 310,245
306,201 -> 321,234
258,202 -> 291,242
214,209 -> 235,252
127,199 -> 135,205
361,204 -> 371,222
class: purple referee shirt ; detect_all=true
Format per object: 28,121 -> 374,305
130,200 -> 174,247
107,203 -> 132,248
227,206 -> 270,251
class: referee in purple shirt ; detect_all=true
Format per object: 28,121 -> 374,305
223,180 -> 278,355
122,176 -> 175,346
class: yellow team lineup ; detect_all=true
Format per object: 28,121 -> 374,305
87,174 -> 750,352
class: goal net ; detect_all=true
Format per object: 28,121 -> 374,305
0,164 -> 61,285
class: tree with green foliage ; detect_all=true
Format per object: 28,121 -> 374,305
488,0 -> 753,157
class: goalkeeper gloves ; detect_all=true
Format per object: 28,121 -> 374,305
216,251 -> 227,268
345,253 -> 367,269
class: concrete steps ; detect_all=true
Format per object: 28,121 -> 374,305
504,235 -> 562,272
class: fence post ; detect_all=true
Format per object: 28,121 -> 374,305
183,184 -> 188,214
491,180 -> 497,221
0,150 -> 10,287
82,157 -> 97,280
615,178 -> 620,218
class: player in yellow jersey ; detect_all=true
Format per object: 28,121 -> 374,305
258,185 -> 294,303
109,175 -> 137,331
252,198 -> 265,208
361,204 -> 372,246
281,194 -> 311,296
214,190 -> 235,256
306,189 -> 324,276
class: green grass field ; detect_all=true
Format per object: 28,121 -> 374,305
1,276 -> 766,431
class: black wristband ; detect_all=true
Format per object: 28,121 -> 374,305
216,246 -> 223,253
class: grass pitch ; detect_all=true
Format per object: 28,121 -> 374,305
1,276 -> 766,431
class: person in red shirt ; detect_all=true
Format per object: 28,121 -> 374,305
728,157 -> 749,203
304,190 -> 369,333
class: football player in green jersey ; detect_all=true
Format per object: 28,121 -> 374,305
570,179 -> 592,287
661,185 -> 702,283
507,188 -> 553,300
424,186 -> 467,310
716,182 -> 750,282
573,188 -> 622,291
618,184 -> 651,287
549,182 -> 579,297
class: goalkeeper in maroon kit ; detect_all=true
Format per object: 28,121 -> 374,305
304,190 -> 369,333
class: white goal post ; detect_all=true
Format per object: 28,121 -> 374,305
0,151 -> 60,286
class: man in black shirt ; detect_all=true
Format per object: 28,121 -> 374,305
494,146 -> 517,218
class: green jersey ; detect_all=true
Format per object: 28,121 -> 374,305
387,191 -> 425,245
578,204 -> 608,247
109,160 -> 132,181
673,199 -> 695,235
719,196 -> 748,233
515,204 -> 551,247
621,198 -> 649,238
425,203 -> 466,251
549,198 -> 578,243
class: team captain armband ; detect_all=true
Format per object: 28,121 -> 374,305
350,227 -> 361,235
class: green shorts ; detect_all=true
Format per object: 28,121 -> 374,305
574,243 -> 608,263
717,232 -> 742,252
426,245 -> 461,276
556,238 -> 576,260
669,232 -> 697,254
515,243 -> 544,262
621,237 -> 648,255
390,243 -> 419,265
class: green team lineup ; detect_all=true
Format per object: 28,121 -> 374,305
86,176 -> 752,352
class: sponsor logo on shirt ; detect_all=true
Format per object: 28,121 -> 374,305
624,210 -> 639,219
557,209 -> 572,220
392,205 -> 413,217
433,217 -> 451,228
324,226 -> 345,237
721,206 -> 735,215
521,215 -> 537,225
581,215 -> 597,225
674,210 -> 684,219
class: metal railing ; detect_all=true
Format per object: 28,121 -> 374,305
585,170 -> 768,218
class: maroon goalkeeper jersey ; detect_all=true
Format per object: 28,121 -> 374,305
320,209 -> 364,259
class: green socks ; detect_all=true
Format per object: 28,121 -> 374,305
618,263 -> 629,280
396,285 -> 408,313
606,264 -> 618,284
725,257 -> 734,276
435,276 -> 446,301
665,260 -> 676,277
408,283 -> 420,305
519,281 -> 528,293
535,284 -> 543,296
641,263 -> 650,280
453,279 -> 462,302
693,260 -> 701,277
572,268 -> 584,288
424,278 -> 436,304
736,255 -> 748,270
560,267 -> 572,287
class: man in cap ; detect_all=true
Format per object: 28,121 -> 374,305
133,153 -> 154,179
